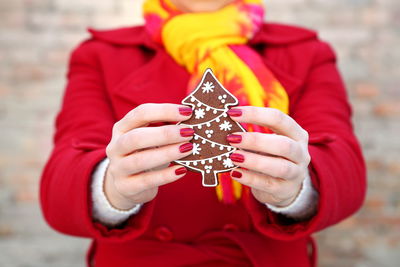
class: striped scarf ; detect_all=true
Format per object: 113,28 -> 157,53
143,0 -> 289,203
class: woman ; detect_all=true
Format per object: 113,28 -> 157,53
40,0 -> 366,266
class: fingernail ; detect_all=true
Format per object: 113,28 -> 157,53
175,167 -> 187,176
180,128 -> 195,137
179,107 -> 193,116
227,109 -> 242,117
179,143 -> 193,153
227,134 -> 242,144
230,153 -> 245,163
231,171 -> 243,179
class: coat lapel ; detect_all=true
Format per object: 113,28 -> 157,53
112,50 -> 191,117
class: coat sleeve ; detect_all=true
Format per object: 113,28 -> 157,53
243,40 -> 367,241
39,40 -> 155,242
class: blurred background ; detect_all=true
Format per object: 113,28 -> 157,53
0,0 -> 399,266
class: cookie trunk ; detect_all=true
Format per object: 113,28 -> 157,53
202,171 -> 219,187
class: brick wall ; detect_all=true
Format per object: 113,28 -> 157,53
0,0 -> 399,266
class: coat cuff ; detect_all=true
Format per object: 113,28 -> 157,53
265,170 -> 319,220
91,158 -> 143,227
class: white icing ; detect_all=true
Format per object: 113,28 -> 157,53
192,134 -> 232,150
219,120 -> 233,131
189,97 -> 225,112
223,158 -> 234,168
195,108 -> 206,119
205,130 -> 214,138
180,112 -> 227,128
202,81 -> 215,93
192,143 -> 202,155
176,151 -> 233,165
218,94 -> 228,104
205,165 -> 213,173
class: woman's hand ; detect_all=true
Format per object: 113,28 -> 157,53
227,107 -> 311,207
104,104 -> 194,210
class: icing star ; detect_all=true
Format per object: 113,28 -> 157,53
192,143 -> 202,155
223,158 -> 234,168
202,81 -> 215,93
195,108 -> 205,119
219,120 -> 232,131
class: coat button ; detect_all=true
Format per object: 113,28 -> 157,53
223,223 -> 240,232
154,226 -> 174,242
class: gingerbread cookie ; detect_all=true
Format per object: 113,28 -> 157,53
175,69 -> 245,187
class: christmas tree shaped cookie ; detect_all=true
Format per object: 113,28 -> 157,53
175,69 -> 245,187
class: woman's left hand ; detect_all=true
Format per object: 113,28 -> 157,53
227,106 -> 311,207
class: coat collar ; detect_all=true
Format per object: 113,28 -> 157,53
87,23 -> 317,49
88,26 -> 157,48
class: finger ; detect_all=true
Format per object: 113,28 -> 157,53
227,132 -> 305,164
228,106 -> 308,142
231,168 -> 300,205
229,150 -> 301,181
113,125 -> 194,156
119,165 -> 188,196
116,142 -> 193,175
230,168 -> 282,194
114,104 -> 193,135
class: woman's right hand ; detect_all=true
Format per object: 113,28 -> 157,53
104,104 -> 194,210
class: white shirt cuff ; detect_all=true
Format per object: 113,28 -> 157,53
266,170 -> 319,220
91,158 -> 143,227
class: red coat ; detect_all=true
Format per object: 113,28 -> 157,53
40,23 -> 366,267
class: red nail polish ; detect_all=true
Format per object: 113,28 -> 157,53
175,167 -> 187,176
179,143 -> 193,153
230,153 -> 245,163
179,107 -> 193,116
231,171 -> 242,179
227,134 -> 242,144
227,109 -> 242,117
180,128 -> 195,137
